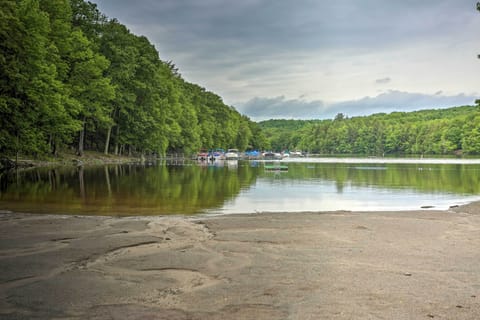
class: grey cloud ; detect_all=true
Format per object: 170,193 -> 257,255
92,0 -> 480,110
375,77 -> 391,84
92,0 -> 480,83
238,91 -> 478,121
237,96 -> 325,121
94,0 -> 475,55
330,91 -> 478,117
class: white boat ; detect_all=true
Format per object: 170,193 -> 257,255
290,151 -> 304,157
263,152 -> 282,160
225,149 -> 239,160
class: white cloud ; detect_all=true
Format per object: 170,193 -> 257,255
238,91 -> 479,121
93,0 -> 480,114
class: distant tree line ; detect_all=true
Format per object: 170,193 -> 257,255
0,0 -> 267,158
260,106 -> 480,155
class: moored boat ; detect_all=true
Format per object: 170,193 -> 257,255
263,152 -> 282,160
225,148 -> 239,160
209,148 -> 225,161
197,149 -> 209,161
289,151 -> 304,157
244,150 -> 261,159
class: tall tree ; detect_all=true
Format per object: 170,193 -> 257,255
99,20 -> 139,155
67,30 -> 114,156
0,0 -> 24,156
39,0 -> 83,155
70,0 -> 106,43
0,0 -> 72,157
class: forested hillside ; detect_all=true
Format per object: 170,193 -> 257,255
0,0 -> 267,158
260,105 -> 480,155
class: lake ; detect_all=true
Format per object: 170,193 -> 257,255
1,158 -> 480,216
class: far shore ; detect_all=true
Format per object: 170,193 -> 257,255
1,203 -> 479,319
3,152 -> 480,171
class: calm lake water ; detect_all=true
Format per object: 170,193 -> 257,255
1,158 -> 480,216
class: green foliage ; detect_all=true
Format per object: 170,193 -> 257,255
0,0 -> 77,156
259,119 -> 314,151
260,106 -> 480,155
0,0 -> 261,158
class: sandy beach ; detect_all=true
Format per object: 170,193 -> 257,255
1,204 -> 479,319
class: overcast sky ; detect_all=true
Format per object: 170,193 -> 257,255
93,0 -> 479,120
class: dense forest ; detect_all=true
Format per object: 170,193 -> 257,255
1,1 -> 479,160
260,105 -> 480,155
0,0 -> 267,158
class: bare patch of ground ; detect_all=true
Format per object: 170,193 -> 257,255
1,204 -> 479,319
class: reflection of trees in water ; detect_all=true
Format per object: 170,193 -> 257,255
278,163 -> 480,194
104,166 -> 111,196
79,166 -> 85,200
1,162 -> 480,215
335,181 -> 344,193
0,162 -> 259,215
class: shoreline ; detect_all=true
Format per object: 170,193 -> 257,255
4,153 -> 480,170
1,204 -> 479,319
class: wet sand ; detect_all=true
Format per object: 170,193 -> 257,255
1,205 -> 479,319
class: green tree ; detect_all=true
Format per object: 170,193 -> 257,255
260,106 -> 477,156
0,0 -> 24,156
1,0 -> 262,159
0,0 -> 74,157
70,0 -> 106,43
99,19 -> 139,155
68,30 -> 114,156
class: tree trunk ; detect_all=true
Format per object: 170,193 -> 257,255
114,124 -> 120,155
78,116 -> 86,156
15,133 -> 19,168
51,135 -> 58,157
105,107 -> 118,155
104,125 -> 112,155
